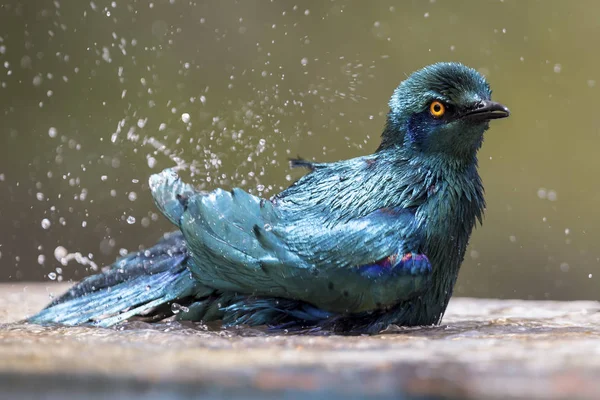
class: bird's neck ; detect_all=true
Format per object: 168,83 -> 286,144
384,143 -> 480,173
377,119 -> 406,152
379,118 -> 485,167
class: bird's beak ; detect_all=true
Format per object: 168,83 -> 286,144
463,100 -> 510,121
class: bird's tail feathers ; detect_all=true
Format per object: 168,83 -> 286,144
28,232 -> 210,327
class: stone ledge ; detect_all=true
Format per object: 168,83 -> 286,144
1,283 -> 599,399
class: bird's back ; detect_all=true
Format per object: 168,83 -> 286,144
153,155 -> 435,315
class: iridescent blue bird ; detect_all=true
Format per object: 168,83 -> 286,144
30,62 -> 509,333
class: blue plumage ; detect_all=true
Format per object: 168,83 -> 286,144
29,62 -> 509,333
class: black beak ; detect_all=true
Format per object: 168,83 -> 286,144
463,100 -> 510,121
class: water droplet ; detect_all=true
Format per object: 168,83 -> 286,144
553,64 -> 562,74
48,272 -> 57,280
147,156 -> 157,168
300,57 -> 308,66
126,215 -> 136,224
537,188 -> 547,199
48,127 -> 57,138
181,113 -> 190,123
263,223 -> 272,231
560,262 -> 570,272
54,246 -> 67,261
128,191 -> 137,201
171,303 -> 189,314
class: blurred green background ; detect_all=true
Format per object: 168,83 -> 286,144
0,0 -> 597,301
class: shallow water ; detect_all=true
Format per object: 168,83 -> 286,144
2,284 -> 600,399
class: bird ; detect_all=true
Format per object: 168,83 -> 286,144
29,62 -> 509,333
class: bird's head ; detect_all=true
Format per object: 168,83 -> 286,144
380,62 -> 509,162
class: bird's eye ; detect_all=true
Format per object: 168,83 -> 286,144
429,101 -> 445,118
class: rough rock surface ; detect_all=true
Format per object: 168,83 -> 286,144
1,283 -> 599,399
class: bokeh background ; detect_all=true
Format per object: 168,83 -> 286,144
0,0 -> 597,301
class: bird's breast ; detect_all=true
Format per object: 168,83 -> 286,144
420,184 -> 480,262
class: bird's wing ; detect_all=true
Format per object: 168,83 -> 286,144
150,169 -> 432,314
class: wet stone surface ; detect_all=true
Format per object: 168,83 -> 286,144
1,283 -> 599,400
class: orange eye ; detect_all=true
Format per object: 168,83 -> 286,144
429,101 -> 445,118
